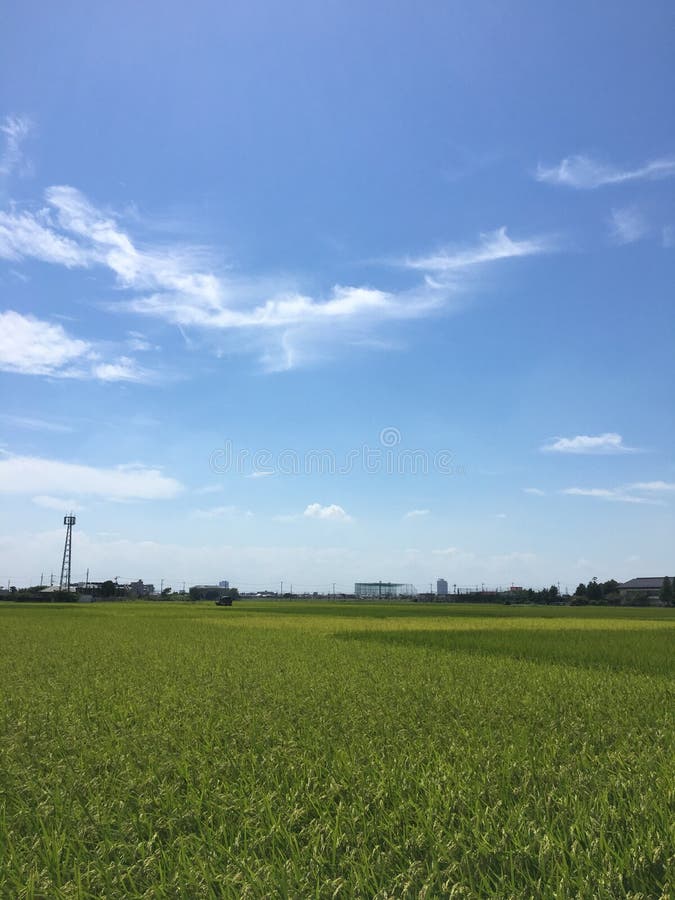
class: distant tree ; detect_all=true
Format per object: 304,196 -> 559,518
162,587 -> 172,596
574,582 -> 587,597
660,576 -> 673,606
601,579 -> 620,605
586,578 -> 602,603
100,580 -> 116,598
549,585 -> 559,600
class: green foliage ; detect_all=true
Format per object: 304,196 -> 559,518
99,579 -> 116,598
0,602 -> 673,897
660,575 -> 673,606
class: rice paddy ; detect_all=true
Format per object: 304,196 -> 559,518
0,601 -> 673,898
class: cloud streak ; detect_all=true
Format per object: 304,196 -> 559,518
0,115 -> 32,179
0,185 -> 554,371
541,433 -> 637,455
0,454 -> 182,500
536,154 -> 675,189
403,227 -> 551,273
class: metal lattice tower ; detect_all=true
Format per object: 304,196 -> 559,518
59,515 -> 76,592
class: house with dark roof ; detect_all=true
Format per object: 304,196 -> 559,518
617,577 -> 668,600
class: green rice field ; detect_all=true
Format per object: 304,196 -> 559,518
0,601 -> 673,898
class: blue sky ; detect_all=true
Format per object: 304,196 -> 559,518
1,0 -> 673,591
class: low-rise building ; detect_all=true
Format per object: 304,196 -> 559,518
354,582 -> 416,599
617,577 -> 667,600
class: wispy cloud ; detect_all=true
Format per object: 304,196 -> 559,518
404,508 -> 430,518
0,454 -> 182,499
0,184 -> 554,371
190,505 -> 253,519
402,227 -> 551,273
32,495 -> 85,512
561,487 -> 662,505
562,480 -> 674,505
609,207 -> 649,245
0,413 -> 73,433
0,115 -> 32,180
541,433 -> 637,455
536,154 -> 675,189
303,503 -> 352,522
0,310 -> 151,382
523,487 -> 546,496
626,481 -> 675,493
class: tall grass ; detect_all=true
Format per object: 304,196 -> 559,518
0,602 -> 673,897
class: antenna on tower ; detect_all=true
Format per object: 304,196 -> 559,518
59,515 -> 76,592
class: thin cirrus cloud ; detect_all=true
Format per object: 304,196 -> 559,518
561,487 -> 664,506
523,487 -> 546,496
0,115 -> 32,179
402,226 -> 552,273
404,509 -> 430,518
608,207 -> 649,245
190,505 -> 253,520
0,310 -> 151,382
0,454 -> 183,500
541,433 -> 637,454
32,495 -> 85,512
0,181 -> 553,372
536,153 -> 675,189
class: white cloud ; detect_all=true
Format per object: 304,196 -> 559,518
625,481 -> 675,493
523,487 -> 546,496
404,509 -> 430,518
32,495 -> 85,512
0,414 -> 73,433
0,209 -> 89,266
541,433 -> 636,454
403,227 -> 551,273
491,551 -> 536,564
561,487 -> 662,505
0,454 -> 182,500
0,310 -> 93,376
190,505 -> 253,519
609,207 -> 649,245
0,310 -> 150,382
0,184 -> 554,371
303,503 -> 352,522
0,115 -> 32,179
91,357 -> 149,383
536,154 -> 675,189
495,513 -> 507,519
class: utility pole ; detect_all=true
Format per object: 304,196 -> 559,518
40,573 -> 44,587
161,578 -> 164,594
280,580 -> 283,597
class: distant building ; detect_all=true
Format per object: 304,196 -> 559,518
218,580 -> 230,589
617,577 -> 668,600
354,582 -> 416,599
129,580 -> 155,597
437,578 -> 448,597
